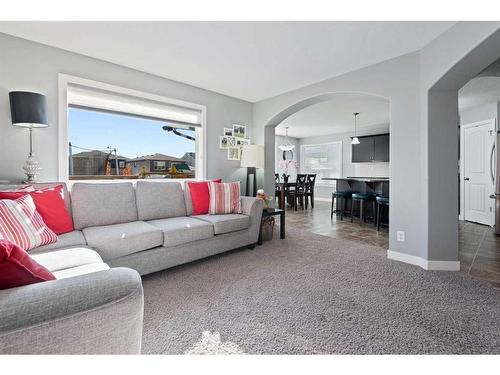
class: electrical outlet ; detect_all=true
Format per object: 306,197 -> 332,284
397,231 -> 405,242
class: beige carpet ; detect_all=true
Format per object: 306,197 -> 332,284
141,230 -> 500,354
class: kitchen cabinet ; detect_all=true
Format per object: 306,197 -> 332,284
352,133 -> 390,163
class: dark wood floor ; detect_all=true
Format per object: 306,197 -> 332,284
459,221 -> 500,289
280,200 -> 500,288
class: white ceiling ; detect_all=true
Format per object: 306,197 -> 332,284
459,76 -> 500,111
276,93 -> 389,138
0,21 -> 455,102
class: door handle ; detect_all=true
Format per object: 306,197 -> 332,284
464,177 -> 470,181
490,142 -> 496,185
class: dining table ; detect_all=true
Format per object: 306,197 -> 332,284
275,181 -> 294,209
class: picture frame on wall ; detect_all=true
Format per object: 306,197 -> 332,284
223,127 -> 233,136
227,136 -> 236,147
219,136 -> 229,149
232,123 -> 246,138
227,147 -> 241,161
236,138 -> 250,146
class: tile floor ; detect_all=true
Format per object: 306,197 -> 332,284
280,200 -> 500,288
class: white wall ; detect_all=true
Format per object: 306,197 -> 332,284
460,102 -> 499,125
0,32 -> 253,185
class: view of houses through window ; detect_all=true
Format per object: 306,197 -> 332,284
68,107 -> 196,180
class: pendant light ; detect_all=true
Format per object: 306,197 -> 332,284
278,126 -> 295,151
351,112 -> 360,145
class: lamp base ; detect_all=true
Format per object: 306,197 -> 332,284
246,167 -> 257,197
23,154 -> 42,183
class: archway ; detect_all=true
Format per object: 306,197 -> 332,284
426,29 -> 500,265
262,92 -> 391,246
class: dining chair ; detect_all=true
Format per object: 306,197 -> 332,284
287,174 -> 307,211
305,174 -> 316,208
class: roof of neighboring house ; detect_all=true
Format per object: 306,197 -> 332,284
72,150 -> 130,160
172,162 -> 191,171
130,153 -> 185,162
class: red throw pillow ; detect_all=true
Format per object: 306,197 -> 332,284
187,179 -> 222,215
0,185 -> 73,235
208,181 -> 242,214
0,240 -> 55,290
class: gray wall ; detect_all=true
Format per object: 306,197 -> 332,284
0,33 -> 253,185
420,23 -> 500,262
298,127 -> 390,200
254,52 -> 422,259
254,22 -> 500,264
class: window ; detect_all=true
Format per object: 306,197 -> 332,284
300,142 -> 342,186
62,78 -> 205,181
153,161 -> 166,171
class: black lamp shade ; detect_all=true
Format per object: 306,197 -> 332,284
9,91 -> 49,128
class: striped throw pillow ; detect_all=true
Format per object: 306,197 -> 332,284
208,181 -> 242,215
0,195 -> 57,251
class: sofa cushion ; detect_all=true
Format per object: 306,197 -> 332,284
52,263 -> 110,280
31,247 -> 104,272
30,230 -> 87,254
185,180 -> 222,215
82,221 -> 163,261
148,217 -> 214,248
135,181 -> 186,220
0,240 -> 56,290
208,181 -> 242,214
71,183 -> 138,230
0,184 -> 74,235
0,194 -> 58,251
195,214 -> 250,235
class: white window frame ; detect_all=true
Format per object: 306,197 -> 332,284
300,141 -> 343,187
58,74 -> 207,183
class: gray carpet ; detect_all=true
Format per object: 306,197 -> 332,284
141,230 -> 500,354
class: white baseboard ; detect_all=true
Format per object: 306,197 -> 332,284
387,250 -> 460,271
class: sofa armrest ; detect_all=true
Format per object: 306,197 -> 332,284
241,196 -> 264,243
0,267 -> 143,354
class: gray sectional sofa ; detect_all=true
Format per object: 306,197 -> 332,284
0,181 -> 263,354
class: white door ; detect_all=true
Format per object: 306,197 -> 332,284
463,120 -> 495,226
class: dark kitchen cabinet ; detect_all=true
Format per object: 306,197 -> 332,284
352,138 -> 373,162
351,133 -> 390,163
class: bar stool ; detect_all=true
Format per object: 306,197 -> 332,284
331,191 -> 352,220
376,196 -> 389,231
351,193 -> 376,224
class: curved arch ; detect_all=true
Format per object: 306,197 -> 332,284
264,91 -> 390,128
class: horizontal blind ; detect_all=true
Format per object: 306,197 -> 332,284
67,84 -> 202,128
300,142 -> 342,186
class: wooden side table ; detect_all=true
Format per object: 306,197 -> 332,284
258,208 -> 285,245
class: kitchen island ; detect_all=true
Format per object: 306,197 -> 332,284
322,177 -> 389,196
323,177 -> 390,224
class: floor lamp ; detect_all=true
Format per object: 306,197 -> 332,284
240,145 -> 265,197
